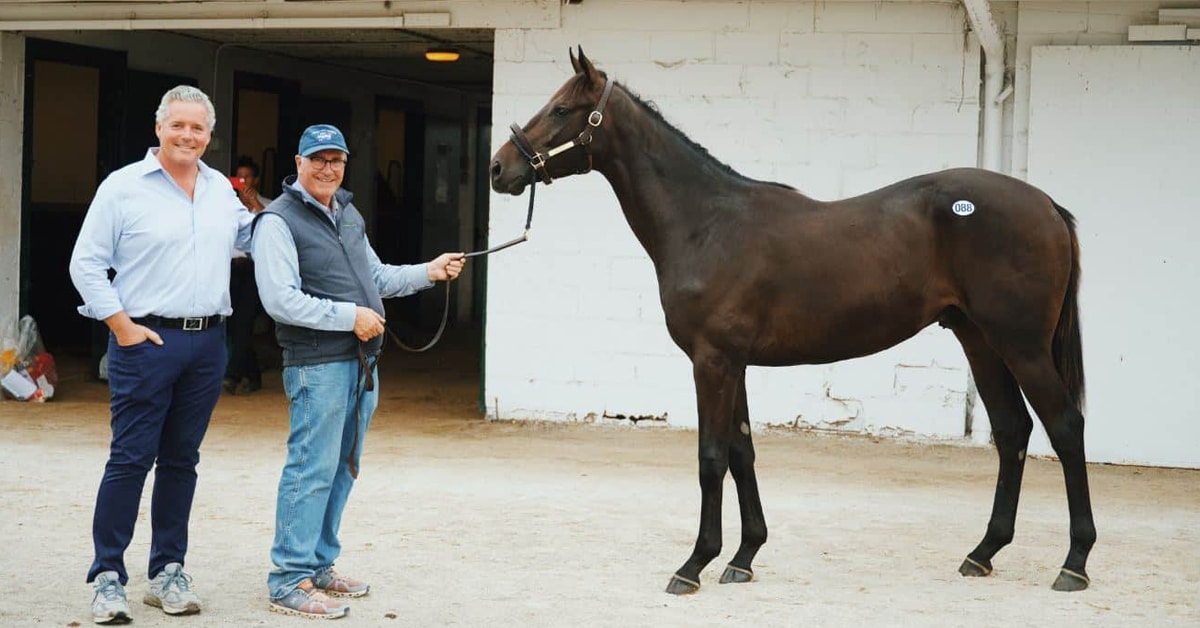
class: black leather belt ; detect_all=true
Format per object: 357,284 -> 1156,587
132,315 -> 225,331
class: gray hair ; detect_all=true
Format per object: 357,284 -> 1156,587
155,85 -> 216,130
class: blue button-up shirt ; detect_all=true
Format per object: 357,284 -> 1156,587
69,149 -> 254,320
251,180 -> 433,332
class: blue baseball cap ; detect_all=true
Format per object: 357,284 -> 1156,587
298,124 -> 350,157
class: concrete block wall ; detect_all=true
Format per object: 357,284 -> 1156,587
486,1 -> 983,435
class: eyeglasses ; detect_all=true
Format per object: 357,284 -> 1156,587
306,156 -> 348,171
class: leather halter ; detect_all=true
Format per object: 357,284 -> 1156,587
508,76 -> 616,185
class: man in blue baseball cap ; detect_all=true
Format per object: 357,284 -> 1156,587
252,123 -> 466,619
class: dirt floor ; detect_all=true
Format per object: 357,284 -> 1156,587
1,334 -> 1197,627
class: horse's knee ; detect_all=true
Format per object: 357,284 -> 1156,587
698,447 -> 728,485
729,435 -> 756,465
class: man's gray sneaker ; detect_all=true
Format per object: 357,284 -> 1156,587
312,568 -> 370,598
91,571 -> 131,625
269,579 -> 349,620
143,562 -> 201,615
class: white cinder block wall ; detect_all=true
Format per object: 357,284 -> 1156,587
486,1 -> 984,436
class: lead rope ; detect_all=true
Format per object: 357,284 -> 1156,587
346,181 -> 537,477
383,179 -> 536,354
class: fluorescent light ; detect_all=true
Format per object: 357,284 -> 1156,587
425,48 -> 460,62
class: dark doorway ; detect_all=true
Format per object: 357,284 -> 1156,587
419,116 -> 462,327
373,97 -> 426,331
21,39 -> 126,359
471,105 -> 492,327
232,72 -> 300,199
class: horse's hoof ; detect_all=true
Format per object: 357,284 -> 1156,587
958,556 -> 993,578
1051,568 -> 1090,592
665,574 -> 701,595
719,564 -> 754,584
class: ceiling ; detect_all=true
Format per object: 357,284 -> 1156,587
169,27 -> 495,95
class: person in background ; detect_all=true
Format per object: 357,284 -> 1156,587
253,124 -> 464,619
69,85 -> 253,624
224,155 -> 272,394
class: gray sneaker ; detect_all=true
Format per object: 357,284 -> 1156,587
143,562 -> 201,615
268,579 -> 349,620
91,571 -> 131,625
312,568 -> 370,598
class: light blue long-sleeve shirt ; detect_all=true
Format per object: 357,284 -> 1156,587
251,179 -> 433,332
69,149 -> 254,320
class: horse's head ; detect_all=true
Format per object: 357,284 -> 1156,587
490,46 -> 614,195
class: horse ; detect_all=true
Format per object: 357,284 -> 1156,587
489,47 -> 1095,595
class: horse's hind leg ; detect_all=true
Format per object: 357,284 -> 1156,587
720,376 -> 767,584
951,319 -> 1035,579
1001,350 -> 1095,591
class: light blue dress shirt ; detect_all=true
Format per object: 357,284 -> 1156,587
251,179 -> 433,332
69,149 -> 254,320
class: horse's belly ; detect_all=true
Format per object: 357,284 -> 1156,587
747,299 -> 940,366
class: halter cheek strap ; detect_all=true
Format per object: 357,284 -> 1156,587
509,76 -> 616,185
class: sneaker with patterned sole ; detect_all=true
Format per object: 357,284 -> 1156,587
92,571 -> 132,625
143,562 -> 201,615
313,568 -> 370,598
269,579 -> 349,620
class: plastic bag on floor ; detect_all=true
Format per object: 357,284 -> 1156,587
15,315 -> 45,361
1,368 -> 38,400
0,316 -> 56,401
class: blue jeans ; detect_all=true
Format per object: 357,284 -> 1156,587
89,325 -> 226,584
268,359 -> 378,600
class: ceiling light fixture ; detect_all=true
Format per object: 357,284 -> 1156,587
424,48 -> 460,62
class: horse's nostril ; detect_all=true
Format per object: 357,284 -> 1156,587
490,160 -> 502,179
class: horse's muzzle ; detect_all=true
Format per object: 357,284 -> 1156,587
489,150 -> 532,196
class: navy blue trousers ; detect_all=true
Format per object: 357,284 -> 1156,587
87,324 -> 226,584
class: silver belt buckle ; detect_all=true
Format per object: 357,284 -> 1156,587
183,317 -> 204,331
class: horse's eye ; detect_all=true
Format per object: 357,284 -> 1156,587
551,105 -> 571,118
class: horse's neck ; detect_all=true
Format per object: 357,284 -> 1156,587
594,96 -> 737,266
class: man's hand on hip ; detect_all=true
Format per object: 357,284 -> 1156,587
354,306 -> 386,341
105,311 -> 164,347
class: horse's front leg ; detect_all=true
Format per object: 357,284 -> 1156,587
720,375 -> 767,584
666,350 -> 744,595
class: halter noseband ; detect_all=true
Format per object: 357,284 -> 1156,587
509,76 -> 616,185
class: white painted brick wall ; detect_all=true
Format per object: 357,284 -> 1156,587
748,2 -> 815,34
487,1 -> 982,438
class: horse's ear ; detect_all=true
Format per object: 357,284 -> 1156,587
570,47 -> 581,74
575,46 -> 602,86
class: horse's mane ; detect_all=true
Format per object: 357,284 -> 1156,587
609,80 -> 795,191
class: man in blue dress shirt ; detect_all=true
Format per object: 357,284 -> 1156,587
69,85 -> 253,624
253,124 -> 464,619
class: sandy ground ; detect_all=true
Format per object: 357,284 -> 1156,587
1,335 -> 1197,627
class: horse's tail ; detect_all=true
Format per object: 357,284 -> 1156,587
1051,201 -> 1085,411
